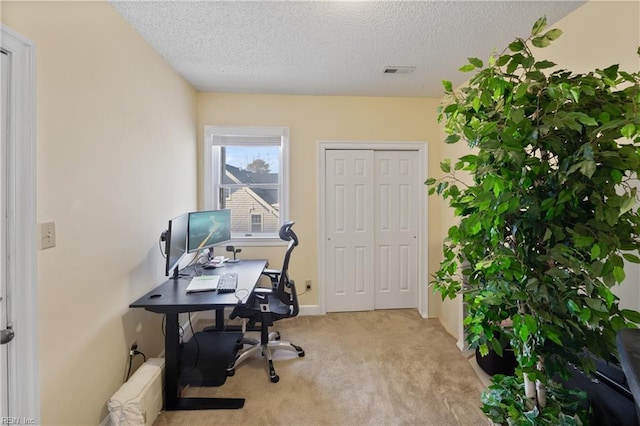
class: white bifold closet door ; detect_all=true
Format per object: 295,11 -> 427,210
325,149 -> 419,312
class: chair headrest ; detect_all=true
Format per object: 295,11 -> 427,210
279,221 -> 297,243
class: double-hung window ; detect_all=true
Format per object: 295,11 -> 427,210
204,126 -> 289,244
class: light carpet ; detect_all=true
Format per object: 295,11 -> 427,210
154,309 -> 490,425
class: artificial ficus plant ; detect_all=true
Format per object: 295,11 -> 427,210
426,16 -> 640,424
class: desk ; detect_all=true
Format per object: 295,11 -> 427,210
130,259 -> 267,411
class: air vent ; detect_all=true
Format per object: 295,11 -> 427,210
383,66 -> 416,74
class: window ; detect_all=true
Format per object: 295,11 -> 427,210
250,213 -> 263,233
204,126 -> 289,244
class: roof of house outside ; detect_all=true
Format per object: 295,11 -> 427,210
225,164 -> 278,207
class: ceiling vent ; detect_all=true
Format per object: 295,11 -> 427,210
383,66 -> 416,74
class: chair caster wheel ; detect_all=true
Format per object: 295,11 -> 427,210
271,374 -> 279,383
227,369 -> 235,377
298,350 -> 305,357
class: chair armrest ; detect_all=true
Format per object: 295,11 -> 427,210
254,288 -> 273,295
262,269 -> 281,279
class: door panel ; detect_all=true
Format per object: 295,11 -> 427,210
325,150 -> 375,312
374,151 -> 418,309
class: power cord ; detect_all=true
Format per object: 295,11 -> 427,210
180,312 -> 200,374
124,344 -> 147,382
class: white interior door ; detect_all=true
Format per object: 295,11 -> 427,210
374,151 -> 418,309
325,149 -> 420,312
1,48 -> 10,416
325,150 -> 375,312
0,26 -> 39,420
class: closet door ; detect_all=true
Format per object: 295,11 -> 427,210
324,149 -> 420,312
374,151 -> 418,309
325,150 -> 375,312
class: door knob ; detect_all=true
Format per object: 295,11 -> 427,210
1,325 -> 14,345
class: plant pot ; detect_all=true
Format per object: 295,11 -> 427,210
476,345 -> 517,376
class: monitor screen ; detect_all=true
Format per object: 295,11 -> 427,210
187,209 -> 231,253
165,212 -> 188,278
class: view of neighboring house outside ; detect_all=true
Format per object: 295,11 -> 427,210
223,164 -> 280,235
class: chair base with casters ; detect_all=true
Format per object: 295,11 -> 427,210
227,326 -> 304,383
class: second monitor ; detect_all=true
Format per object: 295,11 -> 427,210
187,209 -> 232,253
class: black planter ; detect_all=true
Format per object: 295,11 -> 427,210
475,345 -> 517,376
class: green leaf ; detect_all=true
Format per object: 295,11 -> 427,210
579,160 -> 597,178
543,28 -> 563,41
442,80 -> 453,93
508,40 -> 525,52
445,134 -> 460,144
531,36 -> 550,48
424,177 -> 437,186
472,96 -> 481,112
496,54 -> 511,66
468,57 -> 484,68
534,60 -> 556,70
523,314 -> 538,334
613,266 -> 626,283
567,300 -> 580,314
491,338 -> 504,357
459,64 -> 476,72
599,112 -> 611,123
514,83 -> 529,100
531,16 -> 547,36
623,253 -> 640,263
546,331 -> 563,346
621,123 -> 636,139
620,196 -> 636,216
440,159 -> 451,173
585,298 -> 607,313
602,64 -> 620,80
591,244 -> 601,260
622,309 -> 640,324
574,236 -> 594,248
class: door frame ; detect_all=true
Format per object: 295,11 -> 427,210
318,142 -> 429,317
1,25 -> 39,420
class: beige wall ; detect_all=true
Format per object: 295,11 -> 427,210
197,93 -> 445,314
2,1 -> 197,424
434,0 -> 640,340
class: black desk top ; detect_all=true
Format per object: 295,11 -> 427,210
130,259 -> 267,314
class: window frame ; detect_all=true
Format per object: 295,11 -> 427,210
250,213 -> 264,233
204,125 -> 289,246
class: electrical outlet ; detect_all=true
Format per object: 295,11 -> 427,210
305,280 -> 312,290
130,341 -> 138,351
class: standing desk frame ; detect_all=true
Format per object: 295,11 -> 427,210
130,259 -> 267,411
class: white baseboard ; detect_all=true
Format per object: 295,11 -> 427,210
299,304 -> 321,316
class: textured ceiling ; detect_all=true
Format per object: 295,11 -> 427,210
110,0 -> 586,97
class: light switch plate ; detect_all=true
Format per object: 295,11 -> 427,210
39,222 -> 56,249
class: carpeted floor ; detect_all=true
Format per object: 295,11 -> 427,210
154,309 -> 490,425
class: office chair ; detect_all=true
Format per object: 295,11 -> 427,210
226,221 -> 305,383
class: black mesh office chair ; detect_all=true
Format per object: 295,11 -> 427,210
226,221 -> 305,383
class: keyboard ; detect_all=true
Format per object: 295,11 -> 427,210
217,273 -> 238,293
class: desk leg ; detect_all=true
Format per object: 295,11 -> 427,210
216,308 -> 225,331
164,312 -> 245,411
164,312 -> 181,410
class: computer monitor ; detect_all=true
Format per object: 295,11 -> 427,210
187,209 -> 231,253
165,212 -> 189,279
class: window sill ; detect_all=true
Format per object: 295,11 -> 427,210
228,237 -> 287,247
